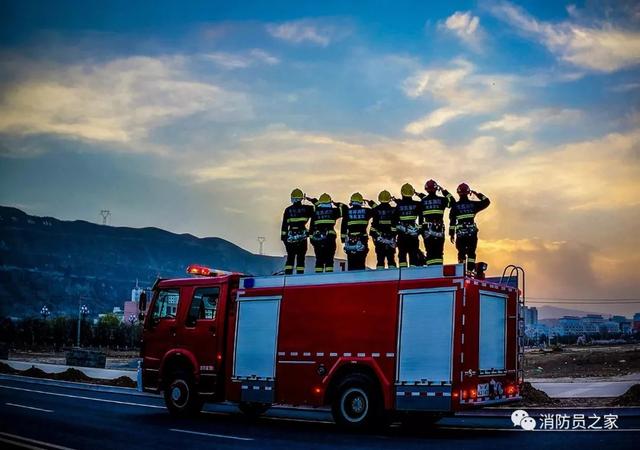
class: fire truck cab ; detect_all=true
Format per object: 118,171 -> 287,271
140,264 -> 524,428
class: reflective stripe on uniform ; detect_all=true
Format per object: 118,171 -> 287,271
314,219 -> 336,224
379,220 -> 392,225
325,267 -> 334,272
399,262 -> 408,267
284,265 -> 293,270
426,258 -> 443,265
287,217 -> 309,223
347,220 -> 369,225
315,267 -> 323,272
456,213 -> 475,220
467,258 -> 476,263
422,209 -> 444,215
399,215 -> 417,221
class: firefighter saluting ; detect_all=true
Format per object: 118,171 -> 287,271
341,192 -> 373,271
281,188 -> 314,274
417,180 -> 453,266
394,183 -> 422,268
449,183 -> 491,272
369,190 -> 397,269
309,193 -> 342,273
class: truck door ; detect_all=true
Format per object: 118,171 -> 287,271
396,287 -> 456,411
177,286 -> 222,396
142,287 -> 181,389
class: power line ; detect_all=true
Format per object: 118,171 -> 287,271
528,296 -> 640,301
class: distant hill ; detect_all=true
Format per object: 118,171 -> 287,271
0,206 -> 283,318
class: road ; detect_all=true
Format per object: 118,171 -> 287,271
0,376 -> 638,450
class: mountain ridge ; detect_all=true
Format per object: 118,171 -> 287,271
0,205 -> 283,317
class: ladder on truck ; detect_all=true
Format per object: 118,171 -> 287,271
500,265 -> 526,385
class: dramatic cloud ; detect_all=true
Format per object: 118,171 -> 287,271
403,59 -> 515,133
439,11 -> 483,49
266,19 -> 350,46
487,1 -> 640,72
478,108 -> 582,132
0,55 -> 252,145
201,49 -> 280,69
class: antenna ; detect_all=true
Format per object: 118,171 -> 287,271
99,210 -> 111,225
257,236 -> 266,255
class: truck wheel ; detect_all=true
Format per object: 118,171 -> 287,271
163,369 -> 203,417
331,374 -> 382,429
238,402 -> 270,418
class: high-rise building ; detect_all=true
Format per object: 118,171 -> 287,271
524,306 -> 538,326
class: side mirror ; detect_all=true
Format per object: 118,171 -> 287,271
139,291 -> 147,312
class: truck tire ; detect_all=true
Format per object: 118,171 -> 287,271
238,402 -> 270,418
163,369 -> 203,417
331,374 -> 382,429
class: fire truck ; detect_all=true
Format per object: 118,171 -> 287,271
139,263 -> 525,428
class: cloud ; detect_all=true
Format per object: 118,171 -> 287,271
201,49 -> 279,69
403,59 -> 515,133
486,1 -> 640,72
266,19 -> 350,47
0,55 -> 252,146
478,108 -> 582,132
439,11 -> 484,49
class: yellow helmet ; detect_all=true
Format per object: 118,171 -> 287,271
290,188 -> 304,200
401,183 -> 415,197
318,193 -> 332,203
378,190 -> 391,203
350,192 -> 364,203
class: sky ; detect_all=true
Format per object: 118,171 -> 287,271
1,1 -> 639,315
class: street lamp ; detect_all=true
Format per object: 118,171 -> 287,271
76,303 -> 90,348
40,305 -> 50,320
128,314 -> 136,325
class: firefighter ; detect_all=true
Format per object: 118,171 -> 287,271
417,180 -> 453,266
449,183 -> 491,272
341,192 -> 373,271
394,183 -> 422,268
281,188 -> 314,274
368,190 -> 397,269
309,193 -> 342,273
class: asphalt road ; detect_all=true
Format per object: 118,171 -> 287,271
0,377 -> 638,450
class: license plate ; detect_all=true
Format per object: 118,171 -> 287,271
477,383 -> 489,397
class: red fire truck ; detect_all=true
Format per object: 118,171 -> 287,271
139,263 -> 525,428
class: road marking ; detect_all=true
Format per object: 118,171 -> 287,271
6,402 -> 53,413
438,426 -> 640,432
0,432 -> 76,450
0,384 -> 164,409
170,428 -> 254,441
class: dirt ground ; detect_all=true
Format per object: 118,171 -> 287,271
524,345 -> 640,379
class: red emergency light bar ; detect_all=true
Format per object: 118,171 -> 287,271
186,264 -> 213,276
186,264 -> 234,277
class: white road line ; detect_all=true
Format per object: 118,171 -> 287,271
170,428 -> 254,441
0,431 -> 76,450
0,384 -> 164,409
6,402 -> 53,413
438,426 -> 640,432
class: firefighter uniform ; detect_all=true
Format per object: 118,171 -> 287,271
369,190 -> 397,269
449,184 -> 490,272
394,183 -> 423,268
281,189 -> 314,274
419,181 -> 453,266
309,193 -> 342,273
341,193 -> 373,271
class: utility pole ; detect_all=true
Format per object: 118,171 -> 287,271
257,236 -> 266,255
99,210 -> 111,225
